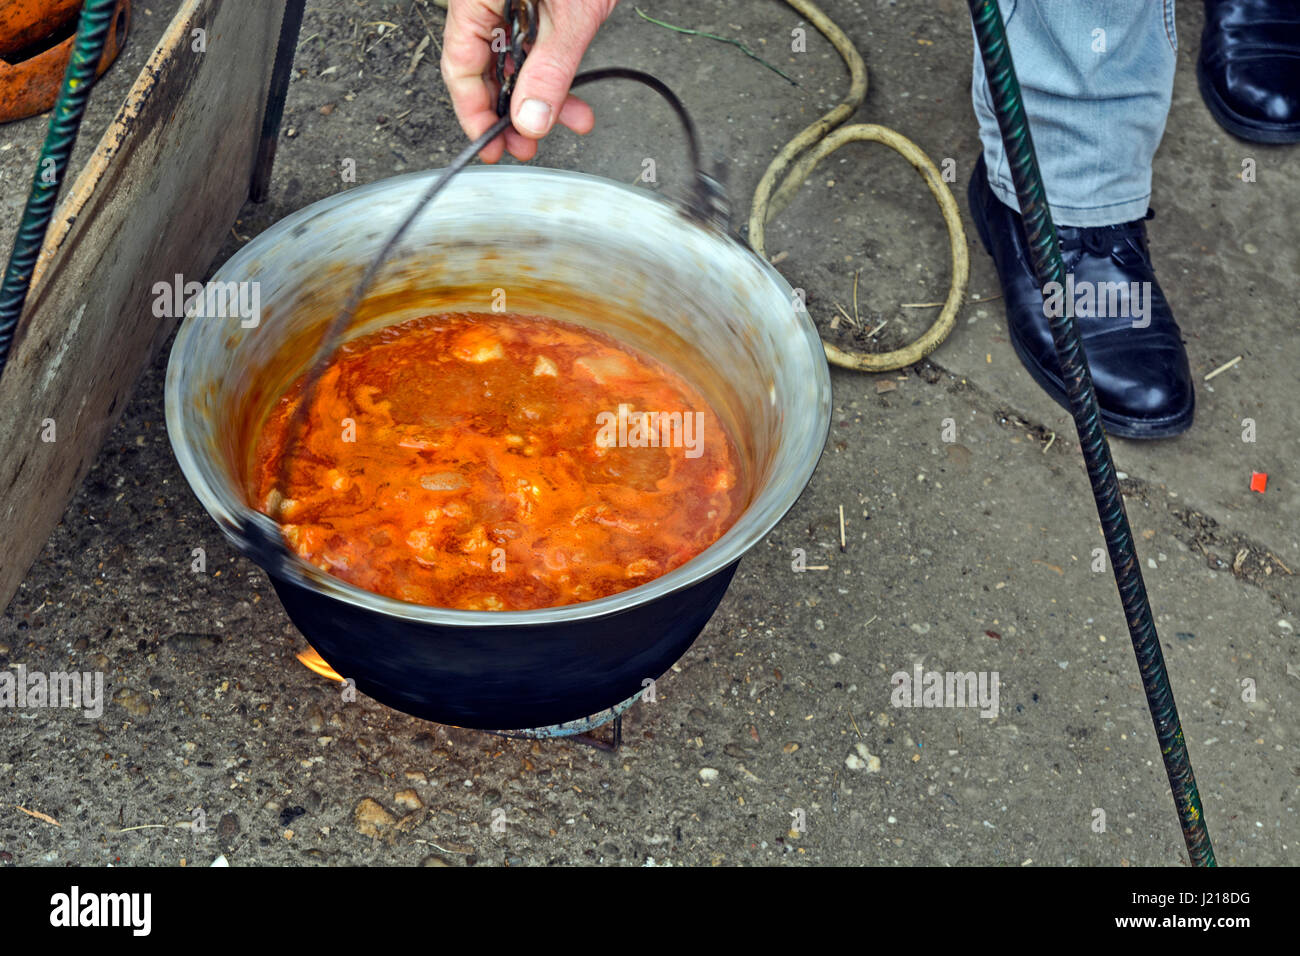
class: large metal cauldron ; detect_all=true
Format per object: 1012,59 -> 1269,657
165,165 -> 831,729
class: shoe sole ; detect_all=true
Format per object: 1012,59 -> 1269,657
1196,56 -> 1300,144
968,171 -> 1195,440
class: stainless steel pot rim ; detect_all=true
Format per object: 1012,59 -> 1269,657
165,164 -> 832,628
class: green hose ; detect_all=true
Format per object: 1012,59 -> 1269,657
967,0 -> 1215,866
0,0 -> 121,381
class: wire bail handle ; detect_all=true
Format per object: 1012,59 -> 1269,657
493,1 -> 727,230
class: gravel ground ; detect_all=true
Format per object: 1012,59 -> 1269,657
0,0 -> 1295,867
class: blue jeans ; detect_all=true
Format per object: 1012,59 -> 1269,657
972,0 -> 1178,227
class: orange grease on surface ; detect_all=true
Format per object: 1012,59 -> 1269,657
250,313 -> 746,610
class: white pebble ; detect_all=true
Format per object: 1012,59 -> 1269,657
848,743 -> 882,772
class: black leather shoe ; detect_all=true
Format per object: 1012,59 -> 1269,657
967,155 -> 1195,439
1198,0 -> 1300,143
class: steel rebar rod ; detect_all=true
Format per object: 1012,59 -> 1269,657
967,0 -> 1215,866
0,0 -> 121,381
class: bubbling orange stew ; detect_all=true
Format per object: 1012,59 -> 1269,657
250,312 -> 747,610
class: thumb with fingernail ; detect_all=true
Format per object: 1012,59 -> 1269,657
510,1 -> 617,143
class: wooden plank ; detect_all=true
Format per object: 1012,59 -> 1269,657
0,0 -> 285,609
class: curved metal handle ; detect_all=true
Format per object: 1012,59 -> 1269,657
570,67 -> 730,233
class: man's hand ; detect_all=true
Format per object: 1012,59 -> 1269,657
441,0 -> 618,163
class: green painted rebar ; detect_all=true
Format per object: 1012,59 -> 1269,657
0,0 -> 120,381
967,0 -> 1215,865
